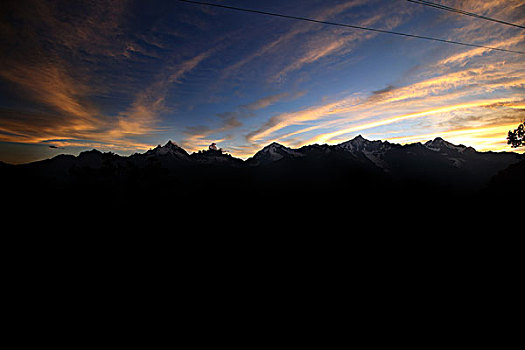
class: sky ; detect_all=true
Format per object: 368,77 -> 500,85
0,0 -> 524,163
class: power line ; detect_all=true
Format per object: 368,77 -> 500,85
175,0 -> 525,55
406,0 -> 525,29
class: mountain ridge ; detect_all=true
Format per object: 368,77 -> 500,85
3,135 -> 521,166
2,135 -> 523,209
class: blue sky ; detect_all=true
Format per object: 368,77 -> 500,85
0,0 -> 524,163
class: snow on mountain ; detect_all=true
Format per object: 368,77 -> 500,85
336,135 -> 393,170
3,136 -> 522,204
145,140 -> 189,158
246,142 -> 304,166
336,135 -> 392,152
11,136 -> 522,185
423,137 -> 477,168
424,137 -> 474,153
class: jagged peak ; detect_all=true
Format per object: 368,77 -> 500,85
424,137 -> 475,153
79,149 -> 103,157
147,140 -> 188,157
259,142 -> 301,155
163,140 -> 180,148
247,141 -> 302,165
425,137 -> 453,148
425,137 -> 448,146
338,135 -> 387,149
338,135 -> 371,147
151,140 -> 182,149
264,141 -> 288,150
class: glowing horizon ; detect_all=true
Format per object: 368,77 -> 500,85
0,0 -> 524,164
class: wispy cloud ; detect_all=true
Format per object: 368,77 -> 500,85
386,122 -> 523,152
241,23 -> 525,151
269,4 -> 410,82
219,0 -> 371,80
181,90 -> 297,151
240,92 -> 290,110
0,62 -> 97,122
114,50 -> 213,139
0,45 -> 212,151
306,99 -> 523,144
1,0 -> 523,161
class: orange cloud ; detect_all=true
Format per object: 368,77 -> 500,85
0,46 -> 212,152
386,123 -> 525,153
305,99 -> 517,144
245,97 -> 359,143
243,51 -> 525,147
0,62 -> 98,121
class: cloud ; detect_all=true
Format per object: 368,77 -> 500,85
114,50 -> 213,139
0,107 -> 153,152
305,99 -> 522,145
245,97 -> 358,143
180,110 -> 242,152
181,90 -> 303,150
0,42 -> 212,150
0,61 -> 97,119
2,0 -> 523,160
219,0 -> 371,80
268,0 -> 414,82
240,92 -> 290,110
1,0 -> 131,60
166,51 -> 213,84
241,26 -> 525,149
371,85 -> 397,96
0,58 -> 110,147
385,122 -> 524,153
438,36 -> 524,67
0,0 -> 221,157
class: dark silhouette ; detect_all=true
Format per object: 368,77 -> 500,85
1,136 -> 523,219
507,121 -> 524,148
208,142 -> 223,152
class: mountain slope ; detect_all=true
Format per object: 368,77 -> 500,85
246,142 -> 304,166
1,137 -> 522,204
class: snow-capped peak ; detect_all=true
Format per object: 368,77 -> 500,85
352,134 -> 367,143
164,140 -> 178,148
247,142 -> 303,165
337,135 -> 369,149
424,138 -> 472,153
147,140 -> 188,157
264,142 -> 287,151
263,142 -> 302,157
337,135 -> 391,153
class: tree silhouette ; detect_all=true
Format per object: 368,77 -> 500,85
507,121 -> 524,148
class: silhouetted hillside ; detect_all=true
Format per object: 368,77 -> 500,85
485,158 -> 525,198
1,136 -> 522,216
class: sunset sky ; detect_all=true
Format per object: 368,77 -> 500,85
0,0 -> 524,163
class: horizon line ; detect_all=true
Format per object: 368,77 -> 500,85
3,134 -> 522,165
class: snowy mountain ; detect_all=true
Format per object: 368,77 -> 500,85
143,140 -> 189,158
1,136 -> 522,205
336,135 -> 392,153
246,142 -> 304,166
424,137 -> 474,153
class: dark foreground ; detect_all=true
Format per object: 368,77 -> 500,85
2,137 -> 523,223
2,138 -> 522,319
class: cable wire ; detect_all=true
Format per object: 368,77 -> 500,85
175,0 -> 525,55
406,0 -> 525,29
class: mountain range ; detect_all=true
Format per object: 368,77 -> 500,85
2,136 -> 523,212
